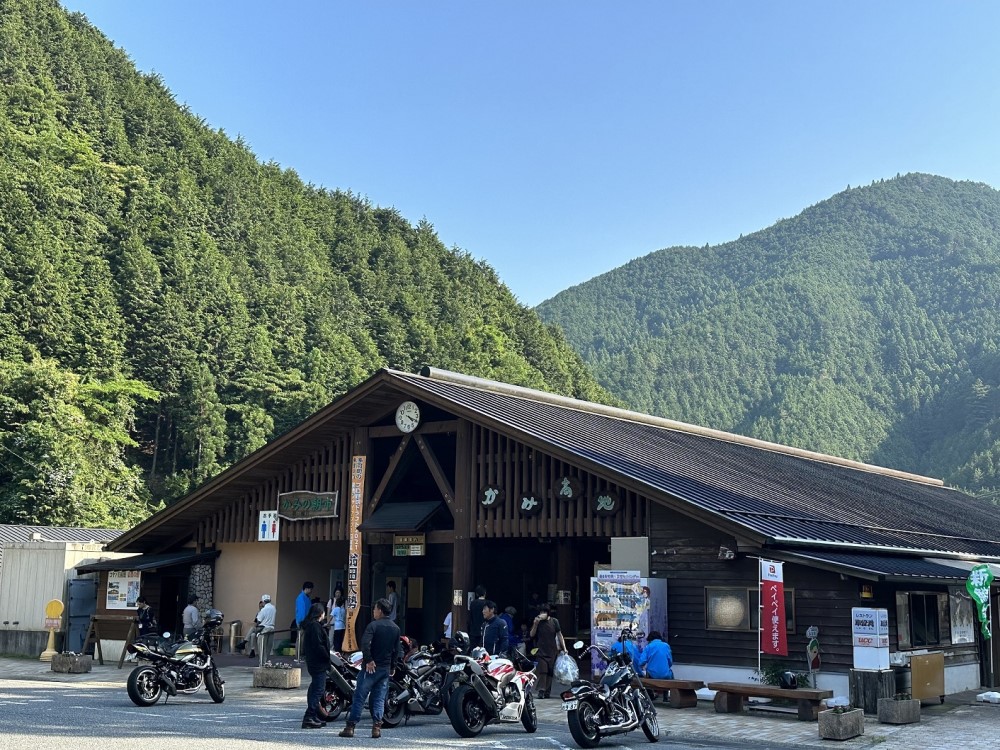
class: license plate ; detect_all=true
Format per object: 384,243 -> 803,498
563,699 -> 578,711
449,663 -> 464,672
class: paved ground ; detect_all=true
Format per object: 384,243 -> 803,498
2,653 -> 999,749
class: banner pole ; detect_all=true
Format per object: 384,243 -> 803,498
757,557 -> 762,678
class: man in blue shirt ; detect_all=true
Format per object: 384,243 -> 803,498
609,636 -> 641,663
295,581 -> 314,660
637,630 -> 673,679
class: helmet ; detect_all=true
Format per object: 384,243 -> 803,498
471,646 -> 490,663
451,631 -> 470,652
204,609 -> 224,628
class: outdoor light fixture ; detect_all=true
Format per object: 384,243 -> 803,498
859,583 -> 874,599
718,546 -> 735,560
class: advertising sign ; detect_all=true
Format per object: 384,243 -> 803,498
966,564 -> 994,639
106,570 -> 141,609
277,490 -> 340,520
343,456 -> 366,653
851,606 -> 889,669
760,560 -> 788,656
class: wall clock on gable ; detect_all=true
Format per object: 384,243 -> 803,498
395,400 -> 421,433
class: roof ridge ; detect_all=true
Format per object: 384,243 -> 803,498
406,366 -> 944,487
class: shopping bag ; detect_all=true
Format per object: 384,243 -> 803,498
554,652 -> 579,684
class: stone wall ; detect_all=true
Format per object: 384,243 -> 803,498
190,563 -> 214,614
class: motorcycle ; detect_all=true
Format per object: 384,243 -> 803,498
444,645 -> 538,737
319,649 -> 407,728
390,641 -> 454,721
560,629 -> 659,747
125,608 -> 226,707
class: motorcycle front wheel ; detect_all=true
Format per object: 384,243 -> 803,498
567,700 -> 602,748
127,665 -> 163,707
447,683 -> 487,738
206,668 -> 225,703
380,682 -> 406,728
639,691 -> 659,742
521,691 -> 537,733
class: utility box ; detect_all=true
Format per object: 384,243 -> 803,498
909,651 -> 944,703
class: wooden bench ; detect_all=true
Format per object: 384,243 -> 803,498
707,681 -> 833,721
638,677 -> 705,708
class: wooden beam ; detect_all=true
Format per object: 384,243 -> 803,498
368,419 -> 460,438
415,434 -> 455,507
367,435 -> 411,514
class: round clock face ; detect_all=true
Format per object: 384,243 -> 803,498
395,401 -> 421,433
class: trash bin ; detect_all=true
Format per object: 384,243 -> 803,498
229,620 -> 243,654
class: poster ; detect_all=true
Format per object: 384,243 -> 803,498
107,570 -> 141,609
760,559 -> 788,656
590,573 -> 667,675
343,455 -> 366,652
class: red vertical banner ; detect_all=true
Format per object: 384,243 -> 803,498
343,455 -> 366,653
760,560 -> 788,656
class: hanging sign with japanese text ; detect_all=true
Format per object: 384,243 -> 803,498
759,560 -> 788,656
966,564 -> 994,640
277,490 -> 340,520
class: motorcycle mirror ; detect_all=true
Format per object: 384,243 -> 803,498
573,640 -> 584,649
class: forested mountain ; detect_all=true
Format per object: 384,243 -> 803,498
0,0 -> 611,527
537,173 -> 1000,498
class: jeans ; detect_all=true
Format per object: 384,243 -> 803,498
346,666 -> 390,724
305,669 -> 326,719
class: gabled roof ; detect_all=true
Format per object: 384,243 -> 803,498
0,524 -> 122,545
110,367 -> 1000,560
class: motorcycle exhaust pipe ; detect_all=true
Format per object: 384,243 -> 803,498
596,717 -> 640,734
470,676 -> 500,719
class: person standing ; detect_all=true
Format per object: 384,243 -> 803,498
385,581 -> 399,623
500,606 -> 516,637
295,581 -> 314,660
136,596 -> 157,638
481,601 -> 510,656
331,592 -> 347,653
339,598 -> 400,739
182,594 -> 201,638
300,602 -> 332,729
529,603 -> 566,698
255,594 -> 277,666
468,585 -> 488,647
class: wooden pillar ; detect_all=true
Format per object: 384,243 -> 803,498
555,539 -> 576,635
451,421 -> 474,636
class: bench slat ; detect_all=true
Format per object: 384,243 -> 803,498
639,678 -> 704,690
707,681 -> 832,700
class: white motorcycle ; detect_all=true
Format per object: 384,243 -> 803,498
444,646 -> 537,737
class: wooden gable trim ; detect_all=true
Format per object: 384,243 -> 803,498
367,435 -> 412,514
415,433 -> 455,508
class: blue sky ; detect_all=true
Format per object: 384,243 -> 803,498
63,1 -> 1000,306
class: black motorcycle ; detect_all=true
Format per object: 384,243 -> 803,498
319,649 -> 407,728
561,629 -> 659,747
391,642 -> 453,721
126,609 -> 226,707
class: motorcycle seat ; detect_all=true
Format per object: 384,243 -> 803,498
571,680 -> 587,688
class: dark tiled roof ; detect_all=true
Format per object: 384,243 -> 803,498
774,550 -> 976,580
0,524 -> 122,544
393,371 -> 1000,557
75,549 -> 218,573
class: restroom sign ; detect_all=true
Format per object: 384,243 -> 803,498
259,510 -> 279,541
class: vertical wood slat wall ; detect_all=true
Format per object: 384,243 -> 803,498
197,434 -> 354,545
470,424 -> 647,539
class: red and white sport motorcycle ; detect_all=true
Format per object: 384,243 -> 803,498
444,646 -> 538,737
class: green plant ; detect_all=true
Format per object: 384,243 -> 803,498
752,660 -> 813,688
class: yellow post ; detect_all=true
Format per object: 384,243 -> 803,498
39,599 -> 64,662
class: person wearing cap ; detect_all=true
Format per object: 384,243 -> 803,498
255,594 -> 277,667
182,593 -> 201,638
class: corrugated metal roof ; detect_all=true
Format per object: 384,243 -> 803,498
0,524 -> 122,545
393,370 -> 1000,557
357,501 -> 444,532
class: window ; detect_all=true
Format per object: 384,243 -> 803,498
706,587 -> 795,633
909,593 -> 940,647
896,591 -> 946,649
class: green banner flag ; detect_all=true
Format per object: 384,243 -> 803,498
966,564 -> 994,640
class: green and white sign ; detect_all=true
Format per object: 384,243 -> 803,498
965,564 -> 994,640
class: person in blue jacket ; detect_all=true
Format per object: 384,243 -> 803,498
295,581 -> 314,660
609,635 -> 641,663
637,630 -> 673,679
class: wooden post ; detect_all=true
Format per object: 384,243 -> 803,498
849,668 -> 896,714
451,421 -> 473,636
555,539 -> 575,633
117,620 -> 138,669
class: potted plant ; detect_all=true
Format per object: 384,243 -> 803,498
253,660 -> 301,689
877,692 -> 920,724
818,700 -> 864,740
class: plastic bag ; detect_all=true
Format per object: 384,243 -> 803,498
554,652 -> 579,684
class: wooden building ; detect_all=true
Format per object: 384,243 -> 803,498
103,367 -> 1000,694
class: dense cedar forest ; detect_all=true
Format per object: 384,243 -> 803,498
537,173 -> 1000,500
0,0 -> 612,528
